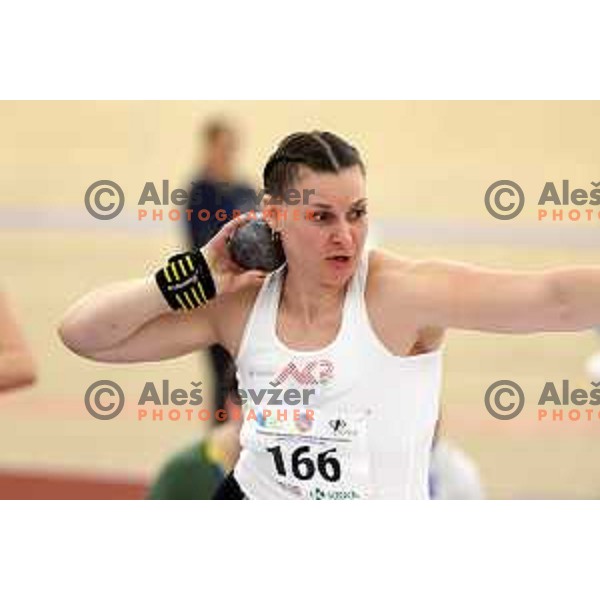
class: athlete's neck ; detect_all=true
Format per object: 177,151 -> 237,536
279,268 -> 347,325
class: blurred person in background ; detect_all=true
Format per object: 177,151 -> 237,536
0,289 -> 37,393
147,411 -> 242,500
184,118 -> 256,426
147,119 -> 255,499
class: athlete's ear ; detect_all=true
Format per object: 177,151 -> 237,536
261,194 -> 283,234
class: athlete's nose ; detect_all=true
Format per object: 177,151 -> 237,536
331,220 -> 354,248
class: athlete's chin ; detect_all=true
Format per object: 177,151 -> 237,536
322,258 -> 356,283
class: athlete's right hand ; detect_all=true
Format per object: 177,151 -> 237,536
202,212 -> 269,295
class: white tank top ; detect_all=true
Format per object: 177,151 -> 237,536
233,250 -> 443,499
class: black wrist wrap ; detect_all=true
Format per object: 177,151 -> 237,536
155,248 -> 217,311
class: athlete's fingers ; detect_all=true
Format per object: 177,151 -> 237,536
232,270 -> 268,290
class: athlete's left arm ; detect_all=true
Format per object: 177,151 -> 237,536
401,259 -> 600,333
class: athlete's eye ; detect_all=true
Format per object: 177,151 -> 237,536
312,211 -> 332,223
348,207 -> 367,221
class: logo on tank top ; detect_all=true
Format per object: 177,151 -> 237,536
269,359 -> 334,388
328,418 -> 347,434
296,411 -> 314,433
254,407 -> 315,434
327,418 -> 361,438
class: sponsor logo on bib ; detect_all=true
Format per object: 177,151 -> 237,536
310,487 -> 362,500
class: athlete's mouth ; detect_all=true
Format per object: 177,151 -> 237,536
326,255 -> 352,264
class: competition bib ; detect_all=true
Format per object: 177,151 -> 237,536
242,406 -> 372,500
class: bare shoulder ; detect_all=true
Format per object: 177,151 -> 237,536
367,250 -> 483,296
366,249 -> 425,299
367,249 -> 471,281
367,248 -> 414,277
210,280 -> 264,357
365,249 -> 446,355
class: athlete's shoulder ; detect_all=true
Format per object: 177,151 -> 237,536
366,249 -> 432,317
365,249 -> 446,352
368,248 -> 412,273
366,249 -> 421,294
367,249 -> 471,292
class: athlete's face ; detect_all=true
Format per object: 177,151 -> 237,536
278,165 -> 368,286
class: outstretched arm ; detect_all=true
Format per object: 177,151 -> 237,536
402,259 -> 599,333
